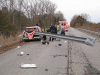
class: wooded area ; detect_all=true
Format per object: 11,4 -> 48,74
70,14 -> 100,32
0,0 -> 65,37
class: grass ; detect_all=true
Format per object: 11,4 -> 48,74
75,22 -> 100,39
0,34 -> 23,47
76,22 -> 100,33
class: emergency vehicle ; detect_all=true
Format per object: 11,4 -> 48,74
23,26 -> 42,41
59,21 -> 69,31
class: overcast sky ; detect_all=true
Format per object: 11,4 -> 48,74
50,0 -> 100,24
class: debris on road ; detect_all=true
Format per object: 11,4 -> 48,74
55,45 -> 57,47
65,55 -> 67,57
27,54 -> 29,55
53,55 -> 57,58
17,52 -> 24,56
45,69 -> 48,71
58,44 -> 62,46
17,46 -> 20,48
21,52 -> 24,54
21,63 -> 37,68
42,41 -> 49,44
53,54 -> 67,58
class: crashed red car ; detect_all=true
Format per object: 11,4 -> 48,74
23,26 -> 42,41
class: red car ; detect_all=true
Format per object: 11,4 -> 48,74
23,26 -> 42,41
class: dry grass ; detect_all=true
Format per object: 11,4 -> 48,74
77,22 -> 100,33
76,22 -> 100,39
0,34 -> 22,47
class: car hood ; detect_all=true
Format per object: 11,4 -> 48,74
27,31 -> 36,39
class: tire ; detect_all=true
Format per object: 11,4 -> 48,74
24,39 -> 28,42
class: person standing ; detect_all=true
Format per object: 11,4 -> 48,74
54,24 -> 57,40
61,23 -> 65,35
56,22 -> 62,41
42,28 -> 47,41
49,23 -> 56,41
55,24 -> 57,34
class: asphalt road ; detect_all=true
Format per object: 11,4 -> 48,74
0,27 -> 100,75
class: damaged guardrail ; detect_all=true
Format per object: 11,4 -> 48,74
77,28 -> 100,37
34,32 -> 96,46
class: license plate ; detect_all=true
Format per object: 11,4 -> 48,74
34,37 -> 39,38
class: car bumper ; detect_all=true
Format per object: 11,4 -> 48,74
23,37 -> 40,40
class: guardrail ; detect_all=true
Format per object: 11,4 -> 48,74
35,32 -> 96,46
77,28 -> 100,37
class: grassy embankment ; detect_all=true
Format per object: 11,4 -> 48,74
0,33 -> 23,47
76,22 -> 100,32
75,22 -> 100,39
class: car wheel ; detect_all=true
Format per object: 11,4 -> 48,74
24,39 -> 28,42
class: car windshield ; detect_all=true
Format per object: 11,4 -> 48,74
25,28 -> 36,33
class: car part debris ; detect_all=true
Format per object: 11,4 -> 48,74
34,32 -> 96,46
27,54 -> 29,55
17,46 -> 20,48
21,63 -> 37,68
58,44 -> 62,46
85,36 -> 96,46
45,69 -> 48,71
42,41 -> 49,44
17,54 -> 23,56
65,55 -> 67,57
20,52 -> 24,56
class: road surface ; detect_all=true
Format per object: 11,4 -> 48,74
0,27 -> 100,75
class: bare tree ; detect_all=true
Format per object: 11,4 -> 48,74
30,0 -> 40,25
17,0 -> 24,31
0,0 -> 64,29
81,13 -> 90,22
55,11 -> 65,22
